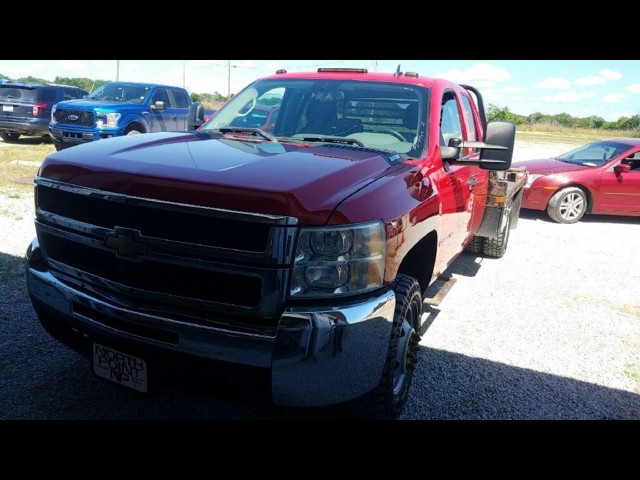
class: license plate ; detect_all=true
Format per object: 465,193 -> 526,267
2,105 -> 13,112
93,343 -> 147,393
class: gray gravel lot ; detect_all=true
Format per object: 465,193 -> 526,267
1,139 -> 639,419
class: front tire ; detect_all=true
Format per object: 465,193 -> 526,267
52,139 -> 68,151
125,125 -> 143,136
353,274 -> 422,419
0,132 -> 20,142
547,187 -> 587,224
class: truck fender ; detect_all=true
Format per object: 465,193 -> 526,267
119,113 -> 150,134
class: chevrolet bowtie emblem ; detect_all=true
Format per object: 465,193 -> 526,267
104,227 -> 148,261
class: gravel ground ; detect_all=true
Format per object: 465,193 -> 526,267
1,139 -> 639,419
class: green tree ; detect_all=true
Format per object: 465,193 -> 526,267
17,75 -> 49,84
487,104 -> 525,124
53,76 -> 108,92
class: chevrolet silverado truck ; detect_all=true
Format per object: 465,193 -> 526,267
49,81 -> 192,150
27,68 -> 526,419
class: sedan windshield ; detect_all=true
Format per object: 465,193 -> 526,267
201,78 -> 429,158
557,140 -> 632,167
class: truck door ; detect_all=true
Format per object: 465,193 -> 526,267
438,91 -> 484,252
148,88 -> 177,132
169,88 -> 190,131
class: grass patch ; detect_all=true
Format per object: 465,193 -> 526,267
625,364 -> 640,394
516,125 -> 636,145
0,255 -> 26,282
0,138 -> 55,194
620,304 -> 640,318
0,206 -> 24,221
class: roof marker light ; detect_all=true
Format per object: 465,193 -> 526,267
317,68 -> 368,74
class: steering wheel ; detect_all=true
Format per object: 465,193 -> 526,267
235,97 -> 257,118
377,129 -> 406,141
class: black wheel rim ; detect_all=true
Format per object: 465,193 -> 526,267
392,300 -> 419,396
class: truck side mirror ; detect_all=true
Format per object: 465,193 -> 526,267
479,121 -> 515,171
150,101 -> 165,112
439,121 -> 515,171
188,103 -> 205,131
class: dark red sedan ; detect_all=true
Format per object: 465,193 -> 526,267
513,138 -> 640,223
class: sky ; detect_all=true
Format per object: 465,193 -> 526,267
1,60 -> 639,121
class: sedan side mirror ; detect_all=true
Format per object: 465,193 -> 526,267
614,163 -> 631,175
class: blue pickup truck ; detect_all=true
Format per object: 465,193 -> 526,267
49,81 -> 192,150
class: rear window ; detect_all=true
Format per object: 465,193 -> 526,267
40,88 -> 57,102
0,86 -> 40,102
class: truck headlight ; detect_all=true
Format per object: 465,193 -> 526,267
290,221 -> 386,298
96,113 -> 121,128
51,106 -> 57,125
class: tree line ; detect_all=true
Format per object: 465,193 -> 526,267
487,104 -> 640,132
0,73 -> 231,104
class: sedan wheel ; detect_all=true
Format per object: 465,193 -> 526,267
547,187 -> 587,224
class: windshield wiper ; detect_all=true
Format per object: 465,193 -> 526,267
293,135 -> 365,147
218,127 -> 278,143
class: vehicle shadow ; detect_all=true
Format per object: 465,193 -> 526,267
520,208 -> 639,225
2,247 -> 638,420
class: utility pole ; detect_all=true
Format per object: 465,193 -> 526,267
183,60 -> 186,88
116,60 -> 120,81
227,60 -> 231,100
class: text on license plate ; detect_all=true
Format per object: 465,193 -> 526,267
93,343 -> 147,393
2,105 -> 13,112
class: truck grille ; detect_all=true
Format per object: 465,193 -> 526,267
35,180 -> 297,334
54,109 -> 94,127
37,184 -> 272,252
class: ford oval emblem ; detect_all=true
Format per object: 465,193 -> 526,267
67,114 -> 79,121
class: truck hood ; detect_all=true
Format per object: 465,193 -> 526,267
39,131 -> 400,224
55,99 -> 145,111
512,157 -> 589,174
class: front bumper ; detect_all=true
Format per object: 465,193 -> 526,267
26,238 -> 395,407
49,125 -> 122,145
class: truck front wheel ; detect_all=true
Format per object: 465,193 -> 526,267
52,139 -> 69,151
354,274 -> 422,419
125,125 -> 143,136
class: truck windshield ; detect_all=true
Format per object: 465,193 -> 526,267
201,78 -> 429,158
88,83 -> 151,104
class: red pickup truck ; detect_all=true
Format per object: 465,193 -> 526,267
27,68 -> 526,419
